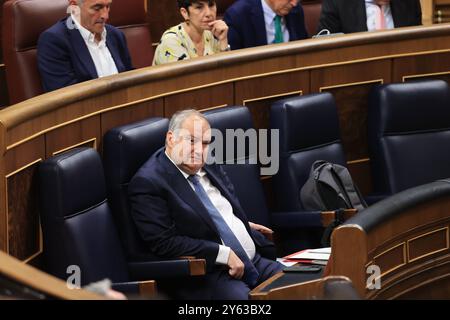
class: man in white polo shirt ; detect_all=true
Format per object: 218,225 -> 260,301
38,0 -> 133,92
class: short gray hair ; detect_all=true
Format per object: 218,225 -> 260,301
168,109 -> 209,133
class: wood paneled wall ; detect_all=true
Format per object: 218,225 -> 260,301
0,24 -> 449,263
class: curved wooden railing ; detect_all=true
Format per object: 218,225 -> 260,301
0,24 -> 449,263
0,250 -> 101,299
329,181 -> 450,299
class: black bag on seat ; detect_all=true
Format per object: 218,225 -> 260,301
300,160 -> 367,247
300,160 -> 367,212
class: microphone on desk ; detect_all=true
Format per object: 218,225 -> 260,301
312,29 -> 345,38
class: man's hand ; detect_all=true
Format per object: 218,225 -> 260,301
227,250 -> 245,279
208,20 -> 229,51
249,222 -> 274,235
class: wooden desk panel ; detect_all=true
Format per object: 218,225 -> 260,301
330,194 -> 450,299
0,25 -> 449,259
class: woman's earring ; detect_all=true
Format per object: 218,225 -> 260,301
185,18 -> 190,25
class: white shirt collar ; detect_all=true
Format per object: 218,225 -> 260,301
164,150 -> 207,180
71,14 -> 107,46
261,0 -> 277,22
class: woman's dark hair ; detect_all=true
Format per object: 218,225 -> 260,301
177,0 -> 216,9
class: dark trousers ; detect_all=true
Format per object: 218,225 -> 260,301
164,253 -> 283,300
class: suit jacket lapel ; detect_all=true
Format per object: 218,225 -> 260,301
106,27 -> 125,72
354,0 -> 368,31
67,24 -> 98,79
390,1 -> 403,27
285,13 -> 298,40
159,152 -> 219,234
251,0 -> 269,45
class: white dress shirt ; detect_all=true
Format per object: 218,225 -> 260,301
365,0 -> 394,31
72,15 -> 119,78
166,152 -> 256,265
261,0 -> 290,44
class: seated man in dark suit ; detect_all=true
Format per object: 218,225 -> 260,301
223,0 -> 308,50
128,110 -> 283,300
317,0 -> 422,35
37,0 -> 133,92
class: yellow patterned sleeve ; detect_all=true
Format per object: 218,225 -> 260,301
153,32 -> 190,66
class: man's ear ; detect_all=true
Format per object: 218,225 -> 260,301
166,131 -> 174,148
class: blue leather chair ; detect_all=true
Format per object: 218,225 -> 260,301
39,148 -> 154,295
270,93 -> 348,250
204,106 -> 320,255
103,118 -> 206,281
368,80 -> 450,195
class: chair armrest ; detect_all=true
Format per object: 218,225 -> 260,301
128,258 -> 206,280
321,209 -> 357,227
111,280 -> 156,297
270,210 -> 324,228
271,209 -> 358,229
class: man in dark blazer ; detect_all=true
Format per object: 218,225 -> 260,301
37,0 -> 133,92
317,0 -> 422,34
223,0 -> 308,50
128,110 -> 283,299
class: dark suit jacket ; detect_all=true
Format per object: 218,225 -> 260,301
317,0 -> 422,34
223,0 -> 309,50
37,18 -> 133,92
129,148 -> 274,274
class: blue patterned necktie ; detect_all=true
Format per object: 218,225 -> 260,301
188,174 -> 259,287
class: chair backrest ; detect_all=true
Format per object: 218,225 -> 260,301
39,147 -> 130,286
103,118 -> 169,261
2,0 -> 67,104
270,93 -> 347,211
203,106 -> 271,227
2,0 -> 153,105
108,0 -> 154,68
216,0 -> 235,19
303,0 -> 322,36
147,0 -> 181,45
368,80 -> 450,195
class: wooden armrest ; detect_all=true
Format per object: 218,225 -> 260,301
179,256 -> 206,275
188,259 -> 206,276
321,209 -> 358,227
138,280 -> 157,297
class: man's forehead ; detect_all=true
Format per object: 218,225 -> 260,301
181,115 -> 210,129
86,0 -> 112,6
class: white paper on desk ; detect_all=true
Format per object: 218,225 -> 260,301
287,247 -> 331,261
307,247 -> 331,254
276,258 -> 298,267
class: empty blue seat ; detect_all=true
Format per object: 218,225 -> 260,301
368,80 -> 450,195
270,93 -> 348,249
39,147 -> 154,295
